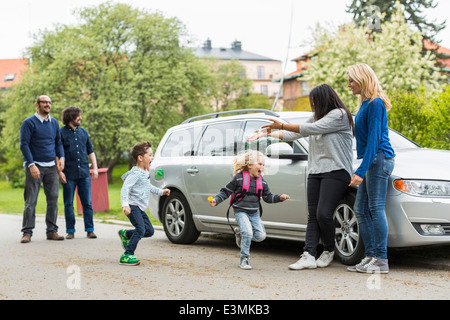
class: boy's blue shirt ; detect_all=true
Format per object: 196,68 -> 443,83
20,114 -> 64,166
354,97 -> 395,178
121,166 -> 164,212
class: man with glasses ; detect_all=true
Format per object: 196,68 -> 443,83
19,95 -> 65,243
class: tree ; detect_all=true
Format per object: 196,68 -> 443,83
304,1 -> 445,111
0,2 -> 213,183
235,93 -> 273,110
387,85 -> 450,150
205,58 -> 253,111
346,0 -> 446,41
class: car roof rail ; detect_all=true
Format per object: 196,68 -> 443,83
182,109 -> 280,124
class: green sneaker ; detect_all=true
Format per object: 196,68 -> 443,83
118,229 -> 129,250
120,254 -> 140,266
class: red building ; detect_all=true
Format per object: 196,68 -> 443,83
280,53 -> 312,111
423,40 -> 450,75
0,59 -> 28,90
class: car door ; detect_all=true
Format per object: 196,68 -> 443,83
242,120 -> 309,238
183,120 -> 244,229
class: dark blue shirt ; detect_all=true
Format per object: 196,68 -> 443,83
60,125 -> 95,180
354,97 -> 395,178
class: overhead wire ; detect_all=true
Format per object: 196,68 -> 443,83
271,0 -> 294,111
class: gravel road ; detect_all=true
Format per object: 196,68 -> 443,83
0,213 -> 448,301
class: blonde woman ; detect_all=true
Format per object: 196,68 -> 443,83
209,150 -> 290,270
347,63 -> 395,274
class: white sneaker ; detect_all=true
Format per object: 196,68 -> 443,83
240,257 -> 252,270
316,251 -> 334,268
288,252 -> 317,270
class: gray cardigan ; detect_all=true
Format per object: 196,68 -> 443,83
282,108 -> 353,178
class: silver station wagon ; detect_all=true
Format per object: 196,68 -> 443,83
149,109 -> 450,265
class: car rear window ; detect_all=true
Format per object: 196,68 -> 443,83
160,126 -> 204,157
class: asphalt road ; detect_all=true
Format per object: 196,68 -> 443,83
0,213 -> 449,301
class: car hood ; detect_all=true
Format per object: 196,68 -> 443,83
387,148 -> 450,180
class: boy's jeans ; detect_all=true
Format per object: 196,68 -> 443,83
354,152 -> 395,259
234,211 -> 266,259
62,177 -> 94,233
125,205 -> 155,255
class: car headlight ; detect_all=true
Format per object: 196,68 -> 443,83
394,179 -> 450,197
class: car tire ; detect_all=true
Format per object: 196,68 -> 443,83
333,192 -> 365,265
162,191 -> 200,244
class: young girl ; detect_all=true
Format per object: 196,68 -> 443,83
118,141 -> 170,266
209,150 -> 290,270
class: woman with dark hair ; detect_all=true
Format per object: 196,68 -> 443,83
248,84 -> 354,270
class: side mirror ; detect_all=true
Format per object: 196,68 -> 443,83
266,142 -> 308,161
266,142 -> 293,156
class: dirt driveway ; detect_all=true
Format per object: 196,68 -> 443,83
0,213 -> 448,302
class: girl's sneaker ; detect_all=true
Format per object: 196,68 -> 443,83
347,256 -> 373,272
316,250 -> 334,268
120,254 -> 140,266
240,257 -> 252,270
288,252 -> 317,270
118,229 -> 129,250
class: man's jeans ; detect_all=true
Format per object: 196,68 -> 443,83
124,205 -> 155,255
22,164 -> 60,236
234,211 -> 266,259
62,177 -> 94,233
354,152 -> 395,259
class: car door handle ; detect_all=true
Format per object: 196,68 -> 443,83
186,168 -> 199,174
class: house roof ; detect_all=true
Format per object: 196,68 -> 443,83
0,59 -> 28,88
193,40 -> 279,62
423,40 -> 450,70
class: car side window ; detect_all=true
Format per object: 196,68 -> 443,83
160,126 -> 203,157
198,121 -> 243,156
243,120 -> 285,155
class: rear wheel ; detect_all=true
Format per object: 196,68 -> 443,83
162,191 -> 200,244
333,192 -> 365,265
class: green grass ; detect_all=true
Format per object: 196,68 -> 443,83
0,164 -> 162,226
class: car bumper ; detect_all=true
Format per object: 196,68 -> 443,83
387,193 -> 450,247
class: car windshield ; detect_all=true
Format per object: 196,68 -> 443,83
285,116 -> 420,150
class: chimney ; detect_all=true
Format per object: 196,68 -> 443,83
203,39 -> 212,50
231,40 -> 242,51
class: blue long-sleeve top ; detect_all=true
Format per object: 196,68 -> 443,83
121,166 -> 164,211
20,114 -> 64,166
354,97 -> 395,178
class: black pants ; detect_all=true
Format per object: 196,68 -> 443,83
303,169 -> 351,257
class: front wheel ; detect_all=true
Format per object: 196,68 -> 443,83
333,192 -> 365,265
162,191 -> 200,244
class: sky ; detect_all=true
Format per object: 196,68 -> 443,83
1,0 -> 449,74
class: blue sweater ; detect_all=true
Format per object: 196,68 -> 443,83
20,114 -> 64,166
354,98 -> 395,178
